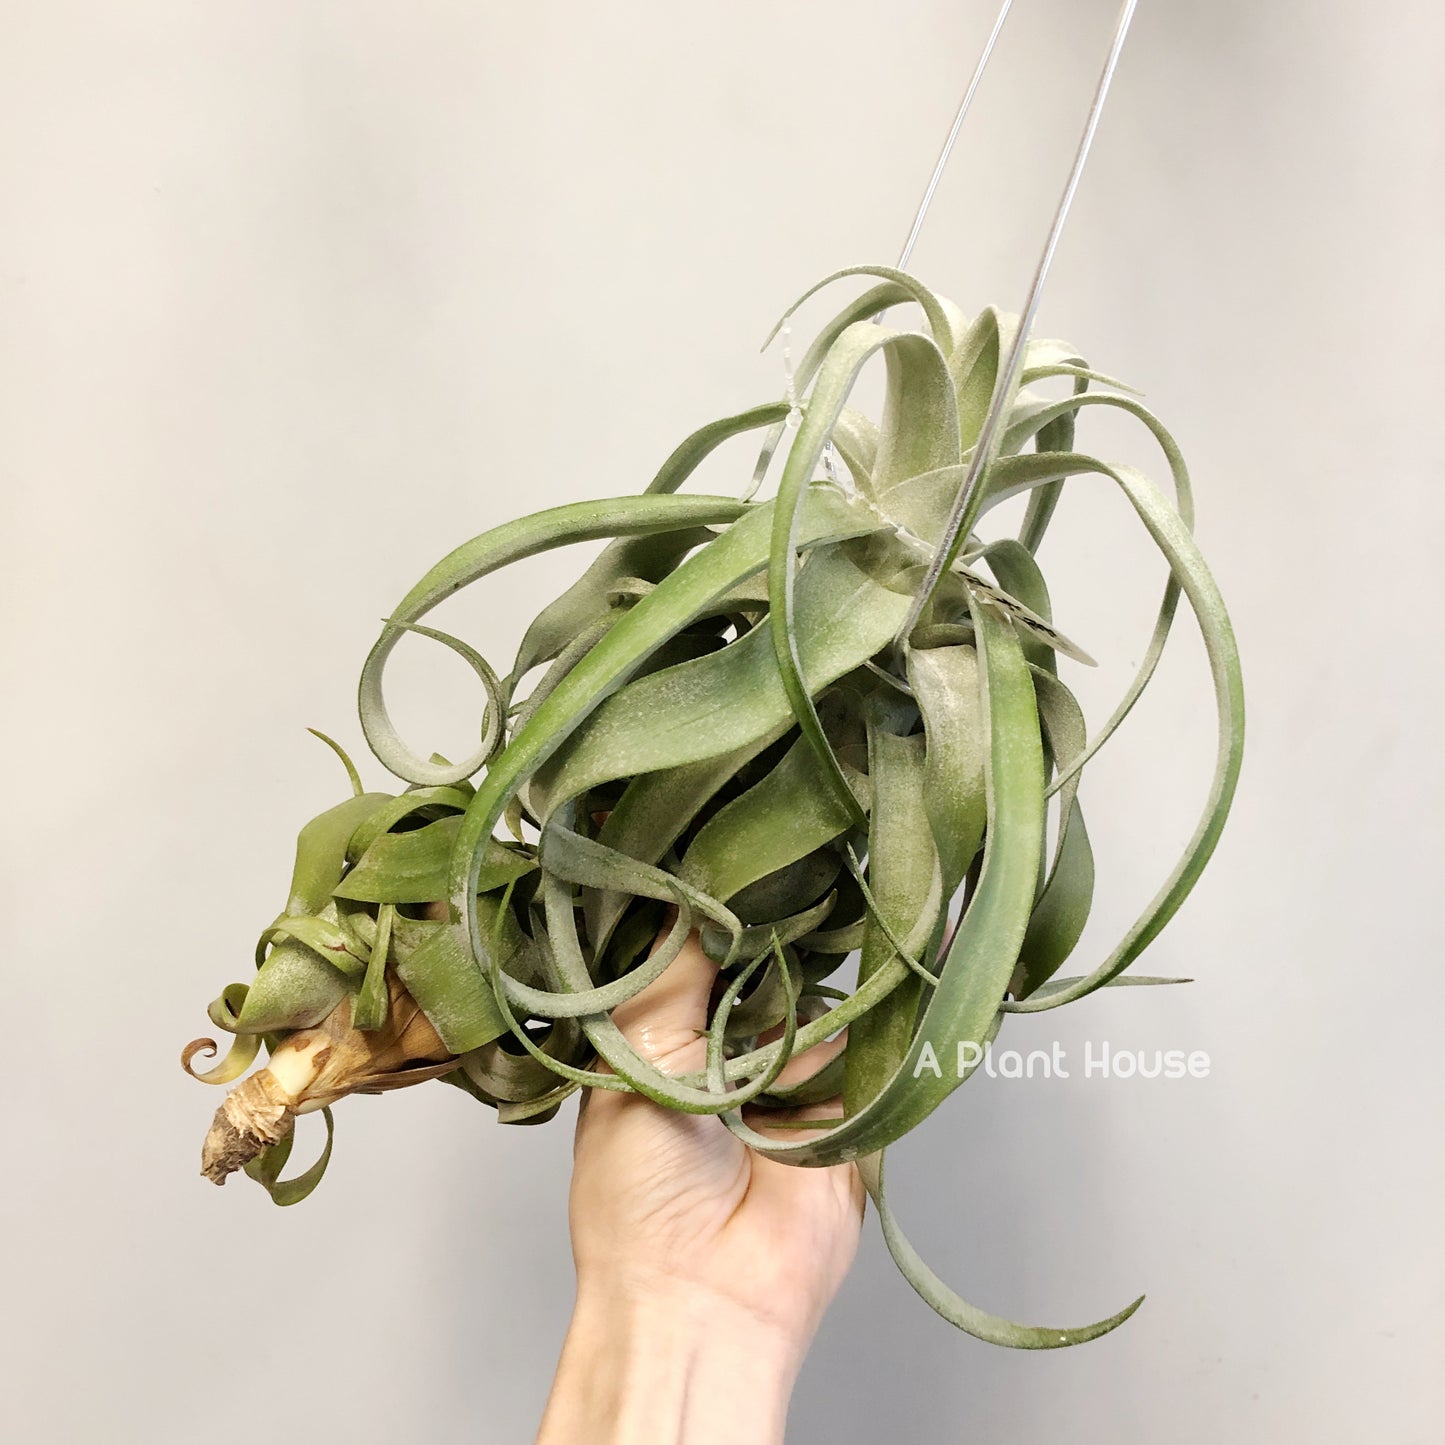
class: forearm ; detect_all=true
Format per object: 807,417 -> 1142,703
537,1282 -> 805,1445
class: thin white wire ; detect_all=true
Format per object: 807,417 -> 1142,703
894,0 -> 1140,643
895,0 -> 1016,275
753,0 -> 1017,497
751,0 -> 1137,516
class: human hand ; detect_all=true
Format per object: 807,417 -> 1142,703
537,925 -> 864,1444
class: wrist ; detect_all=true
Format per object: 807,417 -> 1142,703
538,1278 -> 804,1445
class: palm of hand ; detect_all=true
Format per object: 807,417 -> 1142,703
567,930 -> 864,1344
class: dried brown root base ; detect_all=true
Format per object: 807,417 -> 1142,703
201,1071 -> 296,1183
200,974 -> 454,1185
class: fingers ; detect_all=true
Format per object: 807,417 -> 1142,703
607,921 -> 718,1074
764,1026 -> 847,1092
742,1023 -> 848,1144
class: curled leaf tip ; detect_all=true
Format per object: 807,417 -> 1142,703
182,1033 -> 261,1087
181,1038 -> 217,1074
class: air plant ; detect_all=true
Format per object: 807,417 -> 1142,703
183,258 -> 1243,1347
183,0 -> 1242,1348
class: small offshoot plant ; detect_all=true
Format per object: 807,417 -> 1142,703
183,265 -> 1243,1347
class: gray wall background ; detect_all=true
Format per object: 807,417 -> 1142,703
3,2 -> 1441,1441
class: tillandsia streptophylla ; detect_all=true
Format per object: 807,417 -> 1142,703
182,265 -> 1243,1346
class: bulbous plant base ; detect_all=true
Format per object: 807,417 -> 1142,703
198,974 -> 454,1185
